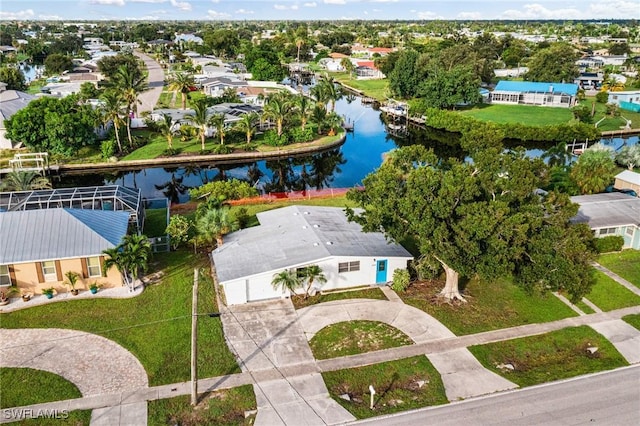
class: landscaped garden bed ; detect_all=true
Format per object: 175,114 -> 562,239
292,287 -> 387,310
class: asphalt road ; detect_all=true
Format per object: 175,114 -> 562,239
349,365 -> 640,425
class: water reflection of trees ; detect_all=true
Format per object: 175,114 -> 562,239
155,168 -> 190,204
263,149 -> 345,194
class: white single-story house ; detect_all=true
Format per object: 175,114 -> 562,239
571,193 -> 640,249
614,170 -> 640,194
212,206 -> 414,305
490,81 -> 578,108
0,83 -> 36,149
607,91 -> 640,107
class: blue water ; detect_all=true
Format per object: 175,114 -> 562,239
59,97 -> 639,203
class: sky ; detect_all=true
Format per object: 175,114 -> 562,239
1,0 -> 639,21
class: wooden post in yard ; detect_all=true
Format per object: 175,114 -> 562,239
190,268 -> 199,406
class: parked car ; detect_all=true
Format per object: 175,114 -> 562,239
605,186 -> 638,197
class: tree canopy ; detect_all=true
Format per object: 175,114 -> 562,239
524,44 -> 580,83
346,145 -> 596,303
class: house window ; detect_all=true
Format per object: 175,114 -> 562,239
86,257 -> 102,277
338,261 -> 360,273
0,265 -> 11,286
599,227 -> 618,236
41,261 -> 57,281
626,226 -> 635,237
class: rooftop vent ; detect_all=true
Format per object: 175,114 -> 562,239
304,211 -> 311,215
326,241 -> 333,245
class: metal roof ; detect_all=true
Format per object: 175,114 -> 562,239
212,205 -> 412,283
615,170 -> 640,186
494,81 -> 578,96
0,90 -> 36,123
571,193 -> 640,228
0,208 -> 130,264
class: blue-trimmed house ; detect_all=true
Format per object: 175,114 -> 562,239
490,81 -> 578,108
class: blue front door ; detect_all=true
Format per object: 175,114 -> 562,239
376,259 -> 388,284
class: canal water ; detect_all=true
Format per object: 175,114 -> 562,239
57,96 -> 639,204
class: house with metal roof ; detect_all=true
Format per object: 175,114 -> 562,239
0,83 -> 36,149
614,170 -> 640,194
490,81 -> 578,108
212,205 -> 413,305
0,208 -> 130,297
570,193 -> 640,249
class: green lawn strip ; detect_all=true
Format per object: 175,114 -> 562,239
309,320 -> 412,360
468,326 -> 629,387
144,208 -> 168,238
332,74 -> 390,101
458,104 -> 573,126
574,299 -> 595,314
292,287 -> 386,309
622,313 -> 640,330
0,250 -> 240,386
148,385 -> 256,426
0,368 -> 82,408
322,356 -> 448,419
399,277 -> 577,335
11,410 -> 92,425
597,250 -> 640,288
584,271 -> 640,312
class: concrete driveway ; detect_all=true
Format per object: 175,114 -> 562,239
133,50 -> 164,115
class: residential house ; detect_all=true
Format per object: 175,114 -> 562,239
0,208 -> 130,296
570,193 -> 640,249
489,81 -> 578,108
355,60 -> 384,79
614,170 -> 640,194
607,91 -> 640,112
0,82 -> 36,149
574,72 -> 604,89
201,76 -> 246,98
212,206 -> 413,305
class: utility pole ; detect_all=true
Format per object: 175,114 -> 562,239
190,268 -> 198,406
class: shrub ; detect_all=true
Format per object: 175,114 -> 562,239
595,91 -> 609,103
288,127 -> 316,143
594,236 -> 624,253
101,139 -> 118,159
189,179 -> 259,202
262,130 -> 290,147
391,269 -> 411,292
162,147 -> 181,156
235,207 -> 250,229
211,144 -> 233,154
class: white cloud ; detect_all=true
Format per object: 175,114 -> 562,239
170,0 -> 192,12
274,4 -> 298,10
457,11 -> 483,19
130,0 -> 167,3
500,4 -> 581,19
369,0 -> 399,3
325,0 -> 347,4
235,9 -> 254,14
207,9 -> 231,19
136,15 -> 162,20
372,8 -> 381,12
587,1 -> 640,18
210,0 -> 220,3
303,2 -> 318,7
0,9 -> 35,20
90,0 -> 125,5
417,11 -> 445,20
38,14 -> 62,20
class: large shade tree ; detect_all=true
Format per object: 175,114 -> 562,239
346,145 -> 596,303
524,43 -> 580,83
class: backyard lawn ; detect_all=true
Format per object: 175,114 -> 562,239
0,368 -> 82,408
582,270 -> 640,312
399,277 -> 577,335
597,250 -> 640,288
579,97 -> 640,131
458,104 -> 573,126
322,356 -> 447,419
331,73 -> 390,101
0,250 -> 240,386
468,326 -> 628,387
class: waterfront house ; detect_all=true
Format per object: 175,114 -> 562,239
490,81 -> 578,108
614,170 -> 640,194
212,206 -> 413,305
607,91 -> 640,112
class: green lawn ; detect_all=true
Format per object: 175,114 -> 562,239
459,104 -> 573,126
122,133 -> 204,161
597,250 -> 640,288
144,208 -> 168,238
11,411 -> 92,425
583,271 -> 640,312
0,368 -> 82,408
622,313 -> 640,330
399,277 -> 577,335
309,320 -> 412,360
332,73 -> 390,101
574,299 -> 596,314
322,356 -> 448,419
148,385 -> 256,426
580,97 -> 640,131
292,287 -> 387,309
468,326 -> 628,387
0,250 -> 240,386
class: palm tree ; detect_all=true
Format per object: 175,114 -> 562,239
311,104 -> 328,135
300,264 -> 327,298
541,141 -> 574,168
271,269 -> 302,298
262,92 -> 293,137
210,113 -> 227,145
195,206 -> 238,248
316,73 -> 342,112
167,71 -> 196,110
325,112 -> 343,136
234,112 -> 259,146
310,83 -> 329,109
185,99 -> 211,151
340,58 -> 355,80
99,90 -> 125,153
157,113 -> 176,150
102,234 -> 152,292
0,170 -> 51,191
111,64 -> 148,147
294,95 -> 313,131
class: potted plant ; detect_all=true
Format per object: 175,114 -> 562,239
0,287 -> 19,305
64,271 -> 81,296
89,282 -> 101,294
21,291 -> 33,302
42,287 -> 55,299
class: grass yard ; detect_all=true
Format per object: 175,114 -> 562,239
0,250 -> 240,386
582,270 -> 640,312
399,277 -> 577,335
458,104 -> 573,126
468,326 -> 628,387
332,73 -> 390,101
574,299 -> 596,314
10,411 -> 92,425
579,97 -> 640,131
148,385 -> 256,426
122,133 -> 204,161
0,368 -> 82,408
292,287 -> 387,309
622,313 -> 640,330
143,208 -> 168,238
597,250 -> 640,288
322,356 -> 448,419
309,320 -> 412,360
